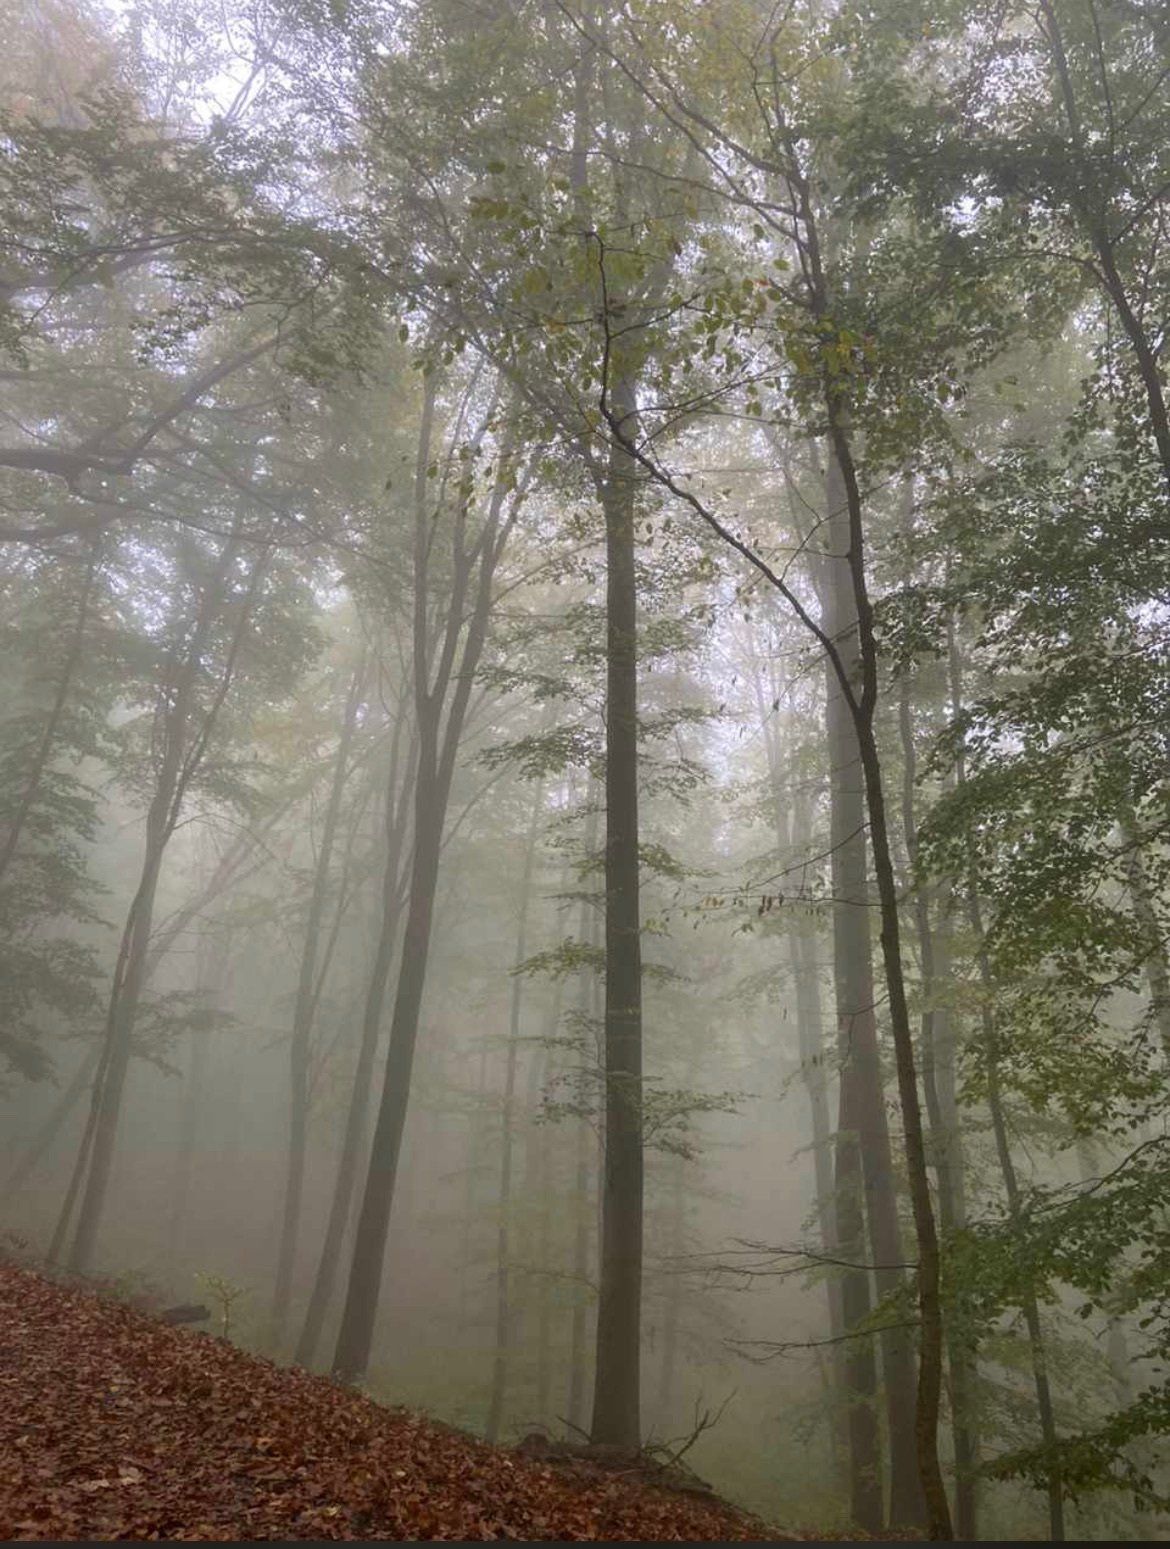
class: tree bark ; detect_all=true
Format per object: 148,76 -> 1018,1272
897,672 -> 978,1540
272,667 -> 364,1345
331,382 -> 521,1384
566,801 -> 601,1435
165,924 -> 232,1265
826,427 -> 950,1540
589,371 -> 645,1452
294,704 -> 416,1368
486,778 -> 545,1440
752,656 -> 849,1486
818,446 -> 922,1532
653,1157 -> 685,1435
57,532 -> 260,1273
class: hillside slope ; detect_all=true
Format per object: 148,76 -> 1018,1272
0,1264 -> 807,1541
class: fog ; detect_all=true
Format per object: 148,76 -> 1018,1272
2,0 -> 1168,1542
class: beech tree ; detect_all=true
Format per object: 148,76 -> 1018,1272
1,2 -> 1168,1541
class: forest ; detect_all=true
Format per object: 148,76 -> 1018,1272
0,0 -> 1167,1541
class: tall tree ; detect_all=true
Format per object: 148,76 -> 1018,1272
271,661 -> 366,1344
332,368 -> 533,1383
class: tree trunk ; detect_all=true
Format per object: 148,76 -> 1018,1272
486,779 -> 545,1440
828,428 -> 950,1538
752,665 -> 844,1369
294,713 -> 414,1368
566,804 -> 601,1435
754,658 -> 849,1489
166,1020 -> 211,1267
166,934 -> 229,1265
64,835 -> 167,1272
56,532 -> 260,1275
590,371 -> 645,1452
818,446 -> 921,1531
331,382 -> 520,1385
897,673 -> 978,1540
272,667 -> 364,1345
535,1120 -> 554,1425
331,737 -> 443,1383
566,1095 -> 593,1435
653,1158 -> 685,1435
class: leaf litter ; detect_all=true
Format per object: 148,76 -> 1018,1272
0,1264 -> 835,1541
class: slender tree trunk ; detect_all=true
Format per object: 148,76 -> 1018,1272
65,836 -> 166,1272
786,780 -> 846,1324
758,672 -> 850,1488
517,978 -> 566,1429
566,804 -> 601,1435
294,719 -> 414,1368
753,667 -> 845,1371
792,917 -> 840,1336
776,172 -> 951,1533
166,1020 -> 211,1266
653,1158 -> 685,1435
331,742 -> 442,1383
459,1044 -> 491,1336
847,592 -> 949,1539
61,540 -> 260,1274
833,1026 -> 883,1533
897,674 -> 978,1540
272,668 -> 364,1344
566,1095 -> 593,1434
590,372 -> 645,1452
535,1122 -> 554,1424
165,934 -> 229,1265
818,445 -> 922,1530
486,779 -> 545,1440
331,385 -> 519,1385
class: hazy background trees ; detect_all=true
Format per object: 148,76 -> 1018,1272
2,0 -> 1168,1541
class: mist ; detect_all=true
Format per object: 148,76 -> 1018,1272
1,1 -> 1168,1542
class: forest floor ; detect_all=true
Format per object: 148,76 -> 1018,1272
0,1262 -> 843,1541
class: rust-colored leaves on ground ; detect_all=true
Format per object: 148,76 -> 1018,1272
0,1264 -> 801,1541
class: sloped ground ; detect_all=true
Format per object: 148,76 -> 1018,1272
0,1263 -> 808,1541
